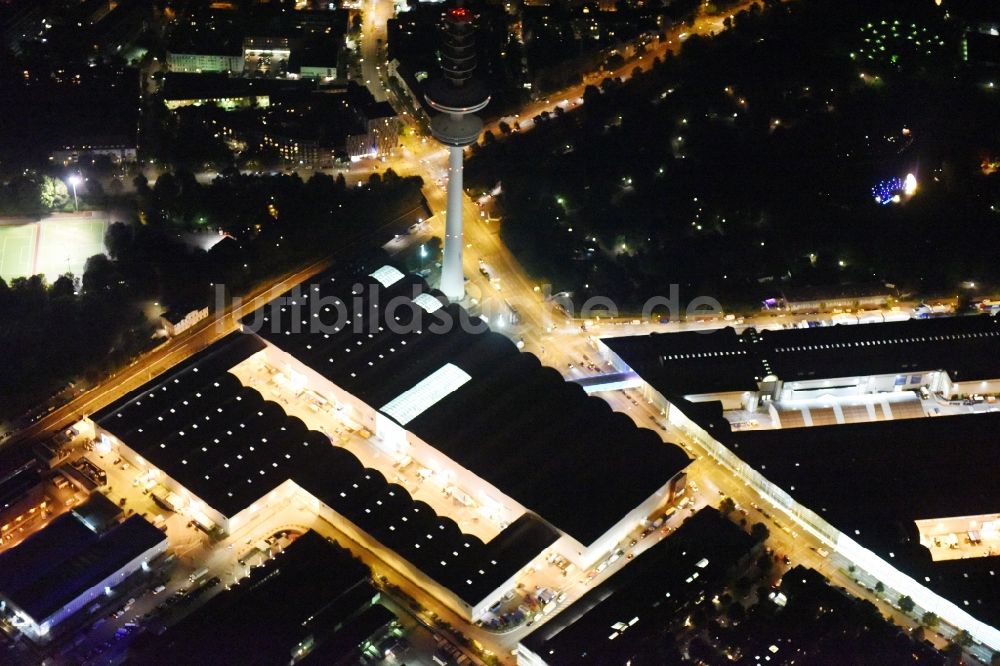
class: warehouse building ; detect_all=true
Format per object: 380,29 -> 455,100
518,509 -> 760,665
596,316 -> 1000,651
90,264 -> 689,621
134,530 -> 394,664
0,496 -> 167,641
601,314 -> 1000,417
728,415 -> 1000,637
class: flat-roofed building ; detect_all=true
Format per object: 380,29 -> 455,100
518,508 -> 760,665
133,530 -> 393,664
0,497 -> 166,641
775,284 -> 895,313
726,415 -> 1000,637
596,316 -> 1000,651
159,305 -> 209,337
601,314 -> 1000,413
90,263 -> 689,621
166,51 -> 244,74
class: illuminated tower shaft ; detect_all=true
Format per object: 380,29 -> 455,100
443,145 -> 466,299
425,6 -> 490,302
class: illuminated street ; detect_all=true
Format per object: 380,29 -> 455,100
2,0 -> 1000,663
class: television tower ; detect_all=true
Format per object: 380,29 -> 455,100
425,5 -> 490,302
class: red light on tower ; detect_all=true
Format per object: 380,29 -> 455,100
448,7 -> 472,22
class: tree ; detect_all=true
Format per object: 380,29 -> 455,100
498,121 -> 511,135
82,254 -> 118,294
953,630 -> 973,648
50,275 -> 75,300
898,595 -> 915,613
104,222 -> 134,260
39,176 -> 70,209
750,522 -> 769,543
912,626 -> 925,642
726,602 -> 745,623
874,581 -> 885,595
921,611 -> 939,629
85,179 -> 105,203
153,172 -> 179,203
756,553 -> 773,573
719,497 -> 736,515
944,643 -> 963,665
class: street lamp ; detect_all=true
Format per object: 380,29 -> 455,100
68,174 -> 81,211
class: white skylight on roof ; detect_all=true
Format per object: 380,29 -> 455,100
413,293 -> 442,313
381,363 -> 471,425
369,265 -> 405,288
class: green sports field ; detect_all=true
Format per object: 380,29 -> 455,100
0,224 -> 37,283
0,216 -> 107,283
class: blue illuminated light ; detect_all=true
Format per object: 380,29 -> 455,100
871,177 -> 904,205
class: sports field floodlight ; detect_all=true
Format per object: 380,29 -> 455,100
68,174 -> 82,211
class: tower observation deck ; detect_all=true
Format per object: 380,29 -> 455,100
425,6 -> 491,302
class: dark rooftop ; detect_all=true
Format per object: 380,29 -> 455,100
162,72 -> 314,101
603,328 -> 761,395
363,101 -> 397,121
604,314 -> 1000,396
779,283 -> 894,304
758,315 -> 1000,383
0,447 -> 40,512
523,508 -> 758,665
70,491 -> 123,533
297,604 -> 396,666
135,530 -> 385,665
730,566 -> 946,666
0,507 -> 165,624
93,331 -> 559,606
966,30 -> 1000,66
160,305 -> 205,325
289,43 -> 339,71
166,10 -> 242,56
244,265 -> 690,546
727,413 -> 1000,628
